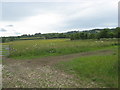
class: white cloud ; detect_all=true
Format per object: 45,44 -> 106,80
15,13 -> 65,34
0,0 -> 118,36
0,13 -> 66,36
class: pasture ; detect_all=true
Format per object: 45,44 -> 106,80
2,38 -> 118,88
54,52 -> 118,87
5,38 -> 118,59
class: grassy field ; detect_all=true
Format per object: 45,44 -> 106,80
2,38 -> 119,88
5,38 -> 118,59
54,49 -> 118,87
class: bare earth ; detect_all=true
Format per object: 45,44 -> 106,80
2,50 -> 114,88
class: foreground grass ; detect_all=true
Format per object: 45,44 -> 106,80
5,39 -> 118,59
54,49 -> 118,88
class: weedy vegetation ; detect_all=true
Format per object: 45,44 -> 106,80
6,39 -> 118,59
3,38 -> 119,88
54,50 -> 118,87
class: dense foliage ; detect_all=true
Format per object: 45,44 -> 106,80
70,27 -> 120,40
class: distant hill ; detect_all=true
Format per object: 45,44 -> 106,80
1,27 -> 120,43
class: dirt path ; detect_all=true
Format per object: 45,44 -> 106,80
2,50 -> 114,88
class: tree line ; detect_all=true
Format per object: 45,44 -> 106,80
1,27 -> 120,43
70,27 -> 120,40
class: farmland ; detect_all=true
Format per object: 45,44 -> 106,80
5,38 -> 118,59
54,52 -> 118,87
1,1 -> 119,88
2,38 -> 118,88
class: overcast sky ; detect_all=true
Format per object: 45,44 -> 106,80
0,0 -> 118,36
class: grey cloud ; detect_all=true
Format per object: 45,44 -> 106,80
0,28 -> 7,32
1,1 -> 117,35
6,25 -> 14,27
2,2 -> 57,21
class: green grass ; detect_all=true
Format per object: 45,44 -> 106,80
2,38 -> 119,87
5,38 -> 118,59
54,50 -> 118,88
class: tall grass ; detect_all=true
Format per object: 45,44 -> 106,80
6,39 -> 118,59
55,53 -> 118,87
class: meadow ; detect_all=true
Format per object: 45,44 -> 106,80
54,52 -> 118,87
3,38 -> 118,88
5,38 -> 118,59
